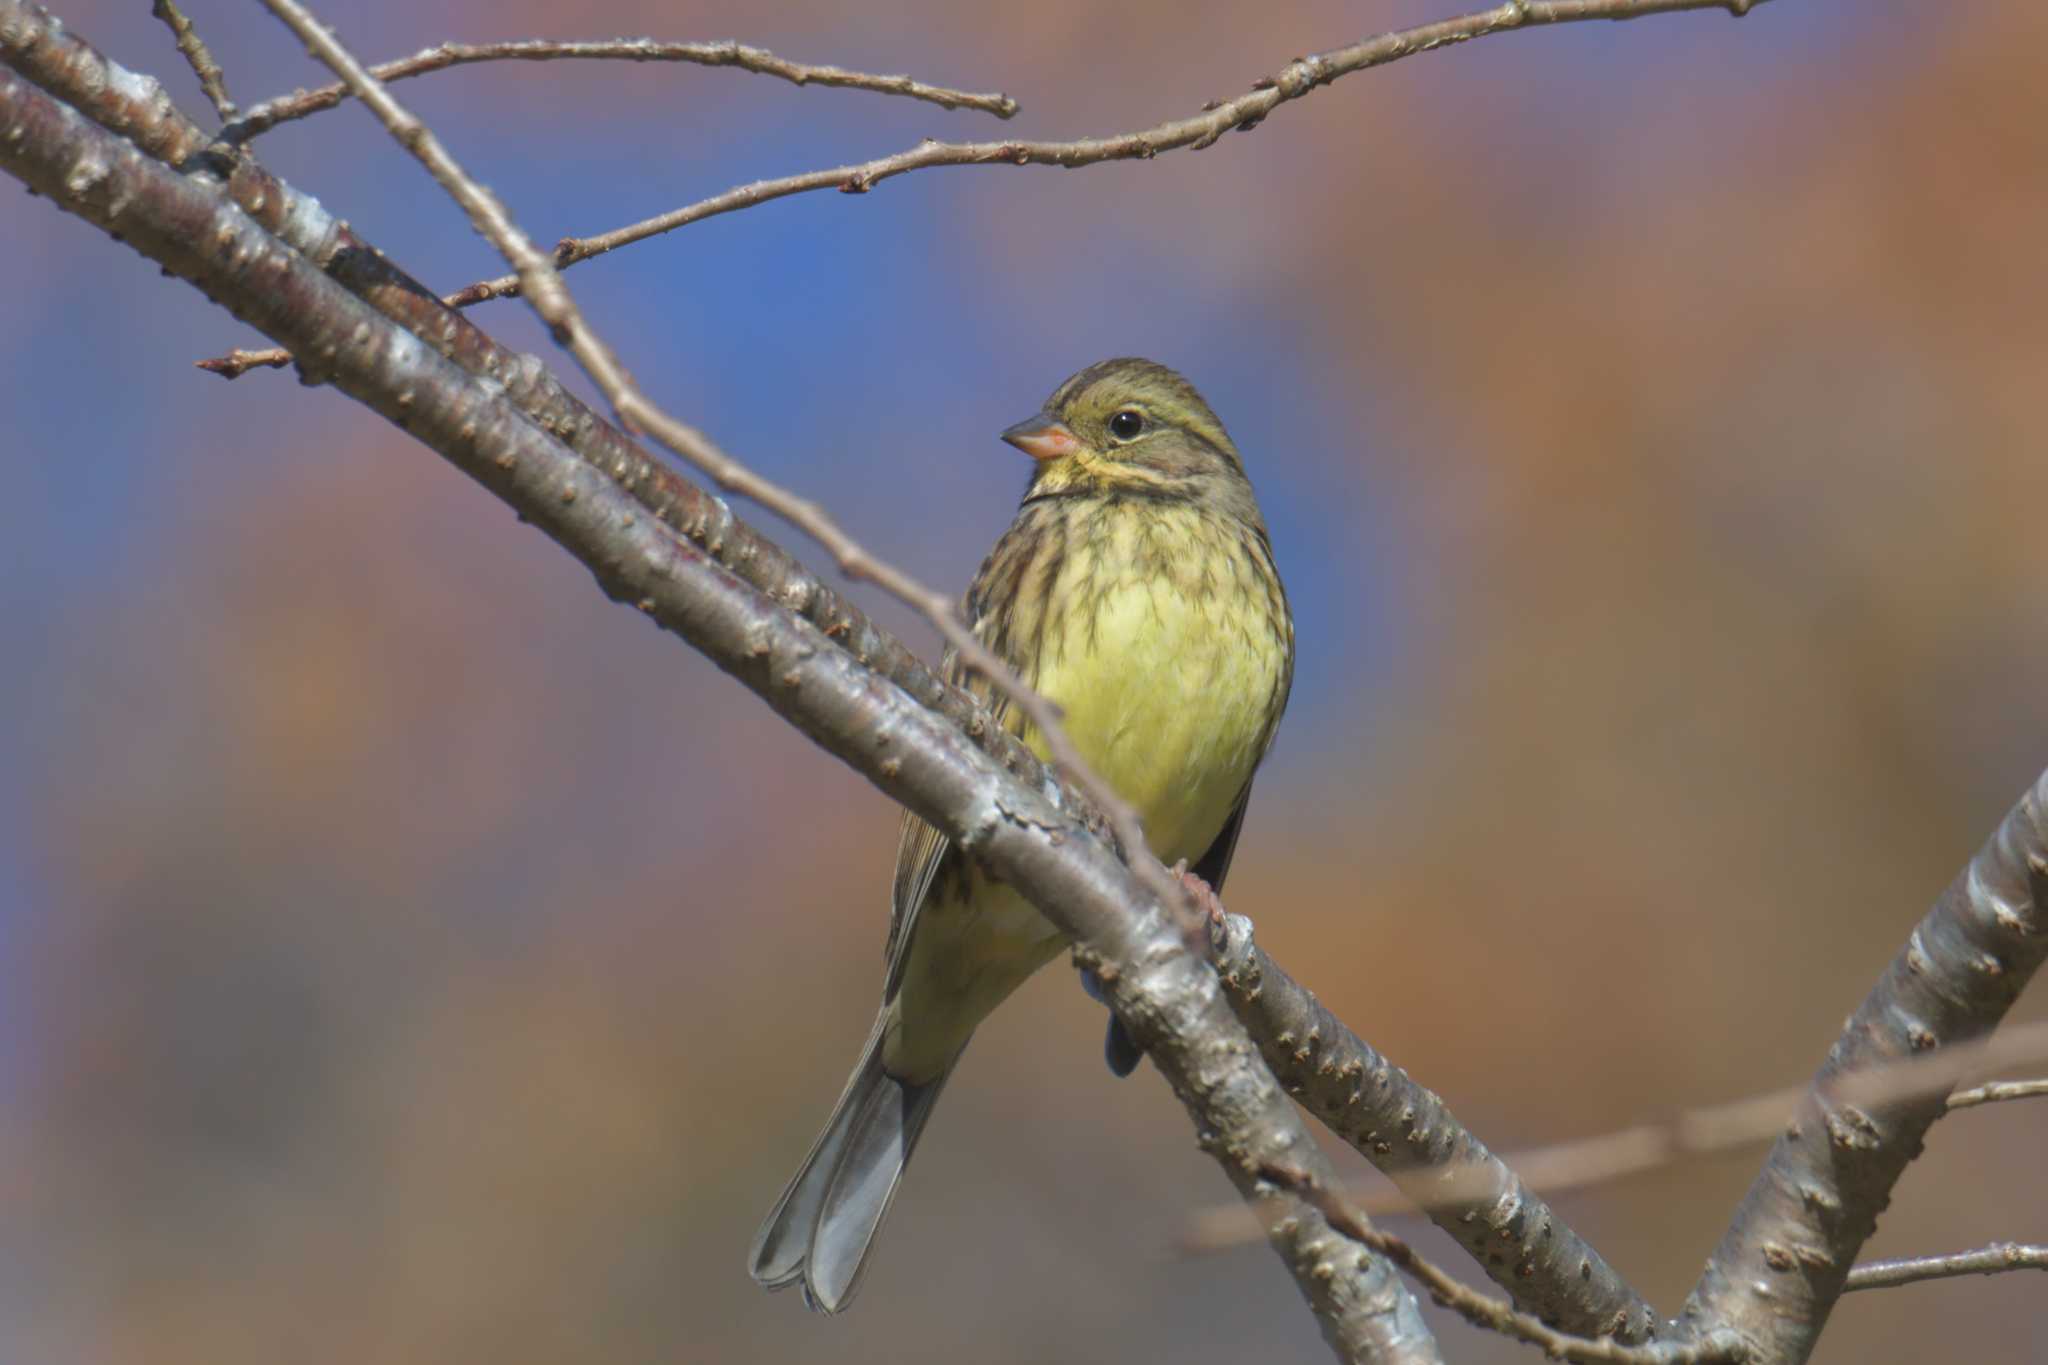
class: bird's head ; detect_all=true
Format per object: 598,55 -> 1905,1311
1000,358 -> 1257,518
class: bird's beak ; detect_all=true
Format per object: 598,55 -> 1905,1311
999,414 -> 1081,462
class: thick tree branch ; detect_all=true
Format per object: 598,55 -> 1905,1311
221,36 -> 1015,143
0,64 -> 1440,1365
1680,775 -> 2048,1361
6,0 -> 214,164
1205,911 -> 1663,1341
1842,1242 -> 2048,1294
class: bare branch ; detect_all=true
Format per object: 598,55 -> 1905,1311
199,0 -> 1778,395
1945,1077 -> 2048,1110
1189,1018 -> 2048,1248
221,36 -> 1016,142
1843,1243 -> 2048,1294
439,0 -> 1772,307
251,0 -> 1206,951
1259,1163 -> 1744,1365
0,50 -> 1443,1365
149,0 -> 237,122
1681,786 -> 2048,1361
1198,910 -> 1663,1342
5,2 -> 212,165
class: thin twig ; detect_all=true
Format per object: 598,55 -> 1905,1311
251,0 -> 1203,960
437,0 -> 1769,307
200,0 -> 1771,370
221,36 -> 1015,142
150,0 -> 237,121
1945,1077 -> 2048,1110
195,347 -> 285,378
1842,1243 -> 2048,1293
1258,1163 -> 1743,1365
1188,1017 -> 2048,1249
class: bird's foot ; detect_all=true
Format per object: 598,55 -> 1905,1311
1169,860 -> 1228,956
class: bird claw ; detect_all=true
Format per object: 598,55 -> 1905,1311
1077,865 -> 1226,1075
1077,961 -> 1113,1007
1169,860 -> 1228,954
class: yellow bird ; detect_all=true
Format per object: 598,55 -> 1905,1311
750,358 -> 1295,1311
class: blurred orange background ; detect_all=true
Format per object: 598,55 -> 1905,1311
4,1 -> 2045,1361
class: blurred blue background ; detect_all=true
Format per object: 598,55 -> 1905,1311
4,2 -> 2046,1361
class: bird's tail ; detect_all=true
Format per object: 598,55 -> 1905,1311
747,1015 -> 955,1313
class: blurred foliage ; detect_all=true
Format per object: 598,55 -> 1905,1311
3,2 -> 2045,1362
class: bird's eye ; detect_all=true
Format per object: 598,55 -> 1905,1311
1108,409 -> 1146,441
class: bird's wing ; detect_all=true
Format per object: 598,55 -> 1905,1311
1190,782 -> 1253,894
1191,591 -> 1292,896
882,640 -> 1005,999
889,719 -> 1259,999
883,808 -> 952,998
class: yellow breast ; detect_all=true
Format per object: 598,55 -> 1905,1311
1014,503 -> 1291,867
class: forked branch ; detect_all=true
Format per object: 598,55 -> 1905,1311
1682,784 -> 2048,1360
